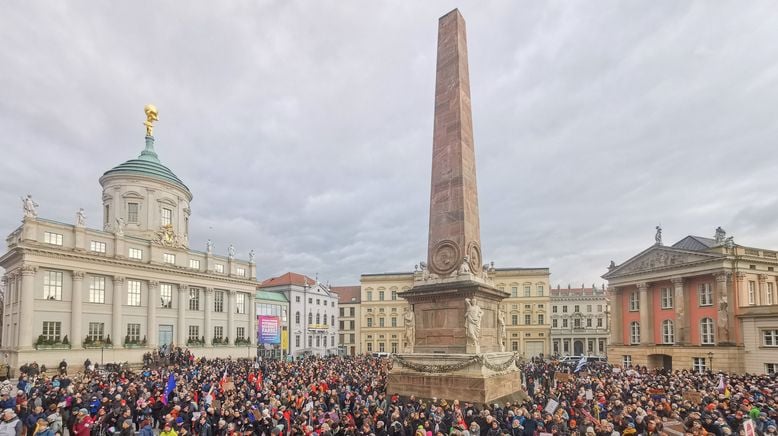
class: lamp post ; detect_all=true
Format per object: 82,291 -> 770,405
707,351 -> 713,371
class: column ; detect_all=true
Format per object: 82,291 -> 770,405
204,288 -> 214,346
609,287 -> 622,345
1,275 -> 7,347
758,274 -> 767,307
715,272 -> 730,344
71,271 -> 85,349
228,290 -> 236,345
147,281 -> 159,348
249,293 -> 256,345
638,282 -> 651,345
19,265 -> 36,349
671,277 -> 687,345
112,277 -> 124,344
178,285 -> 188,346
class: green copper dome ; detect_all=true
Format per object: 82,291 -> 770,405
102,136 -> 191,196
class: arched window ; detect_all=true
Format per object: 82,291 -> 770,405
662,320 -> 674,344
630,321 -> 640,344
316,313 -> 321,324
295,311 -> 300,324
331,315 -> 335,326
308,312 -> 313,325
700,318 -> 715,344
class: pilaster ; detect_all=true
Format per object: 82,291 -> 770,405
204,288 -> 214,346
249,293 -> 257,345
147,281 -> 159,348
71,271 -> 85,348
671,277 -> 688,345
19,265 -> 37,349
112,276 -> 124,343
228,290 -> 236,345
114,235 -> 126,259
637,282 -> 652,345
715,272 -> 733,345
608,286 -> 622,345
74,226 -> 87,252
178,284 -> 189,346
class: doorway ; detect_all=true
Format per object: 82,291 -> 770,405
159,325 -> 173,349
574,340 -> 584,355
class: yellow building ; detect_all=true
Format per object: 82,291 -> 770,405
359,272 -> 413,354
492,268 -> 551,358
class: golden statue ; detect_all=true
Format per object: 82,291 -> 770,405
144,104 -> 159,137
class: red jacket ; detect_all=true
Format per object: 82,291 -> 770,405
73,416 -> 94,436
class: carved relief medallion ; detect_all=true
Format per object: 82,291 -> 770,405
466,241 -> 482,273
431,240 -> 460,275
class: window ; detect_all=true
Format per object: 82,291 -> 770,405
90,241 -> 106,253
294,296 -> 301,303
127,323 -> 141,342
597,318 -> 603,328
574,318 -> 581,328
188,325 -> 200,341
104,205 -> 110,225
698,283 -> 713,306
562,306 -> 568,313
316,313 -> 321,324
524,304 -> 531,311
662,320 -> 675,344
236,293 -> 246,314
316,299 -> 320,305
587,305 -> 592,313
331,315 -> 334,326
391,343 -> 398,353
236,267 -> 245,277
88,322 -> 104,342
391,290 -> 397,300
163,253 -> 175,265
127,280 -> 141,306
366,342 -> 373,352
749,281 -> 757,305
700,318 -> 715,344
629,291 -> 639,311
524,285 -> 531,297
391,317 -> 397,327
215,264 -> 224,273
160,284 -> 173,308
42,321 -> 61,342
763,330 -> 778,346
44,232 -> 63,246
350,307 -> 355,316
766,364 -> 778,375
536,285 -> 544,296
339,308 -> 344,317
552,319 -> 558,328
512,341 -> 518,351
630,321 -> 640,344
308,312 -> 313,324
189,288 -> 200,311
623,355 -> 632,367
367,318 -> 373,327
189,259 -> 200,269
308,336 -> 313,348
129,248 -> 143,260
586,318 -> 592,328
574,305 -> 580,313
525,314 -> 531,325
43,271 -> 63,300
379,318 -> 385,327
511,287 -> 518,297
661,287 -> 673,309
214,326 -> 223,340
295,335 -> 300,348
350,333 -> 355,342
538,314 -> 544,325
562,319 -> 568,328
214,291 -> 224,312
597,304 -> 603,312
367,291 -> 373,301
316,336 -> 321,348
127,203 -> 139,223
511,314 -> 518,325
236,327 -> 245,340
379,291 -> 385,301
692,357 -> 707,373
161,208 -> 172,226
768,283 -> 775,305
552,306 -> 558,313
309,298 -> 312,304
89,276 -> 105,303
295,311 -> 300,324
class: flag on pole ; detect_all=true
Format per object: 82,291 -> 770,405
162,373 -> 176,405
574,356 -> 587,373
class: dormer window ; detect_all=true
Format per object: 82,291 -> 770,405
161,208 -> 172,226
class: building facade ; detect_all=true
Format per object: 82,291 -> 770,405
1,133 -> 257,371
259,272 -> 339,357
360,272 -> 413,354
255,290 -> 289,359
333,286 -> 360,356
492,268 -> 551,358
604,228 -> 778,374
550,285 -> 609,357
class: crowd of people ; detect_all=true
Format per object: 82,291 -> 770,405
0,350 -> 776,436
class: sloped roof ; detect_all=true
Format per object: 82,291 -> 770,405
255,290 -> 288,302
332,286 -> 361,303
551,287 -> 605,297
259,272 -> 316,288
672,235 -> 718,251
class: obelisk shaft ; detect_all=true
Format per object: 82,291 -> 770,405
427,9 -> 482,276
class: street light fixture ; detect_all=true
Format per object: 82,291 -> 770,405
707,351 -> 713,371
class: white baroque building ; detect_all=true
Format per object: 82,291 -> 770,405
550,285 -> 610,357
1,131 -> 259,371
259,272 -> 339,357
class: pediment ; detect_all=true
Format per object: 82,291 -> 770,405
604,246 -> 723,279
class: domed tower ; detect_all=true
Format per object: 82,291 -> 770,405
98,105 -> 192,246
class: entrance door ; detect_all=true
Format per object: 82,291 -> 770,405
159,325 -> 173,349
525,340 -> 544,358
574,340 -> 584,355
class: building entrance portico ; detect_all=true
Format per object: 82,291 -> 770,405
159,325 -> 173,348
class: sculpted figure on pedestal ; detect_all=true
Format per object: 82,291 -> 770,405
76,208 -> 86,227
465,297 -> 483,353
497,305 -> 507,352
228,244 -> 236,259
206,239 -> 214,254
21,194 -> 39,218
403,306 -> 415,353
114,217 -> 125,236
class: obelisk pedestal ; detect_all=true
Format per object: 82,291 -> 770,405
387,9 -> 523,405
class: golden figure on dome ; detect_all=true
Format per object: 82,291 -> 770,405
144,104 -> 158,137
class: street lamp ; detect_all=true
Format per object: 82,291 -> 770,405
707,351 -> 713,371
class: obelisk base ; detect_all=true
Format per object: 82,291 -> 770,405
388,352 -> 524,404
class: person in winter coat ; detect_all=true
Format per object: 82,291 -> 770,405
161,421 -> 179,436
45,413 -> 62,436
0,409 -> 22,436
32,418 -> 54,436
72,409 -> 94,436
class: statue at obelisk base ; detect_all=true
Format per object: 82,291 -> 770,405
388,9 -> 523,405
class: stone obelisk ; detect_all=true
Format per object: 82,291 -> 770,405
388,9 -> 521,404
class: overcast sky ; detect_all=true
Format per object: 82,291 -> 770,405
3,2 -> 778,288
